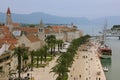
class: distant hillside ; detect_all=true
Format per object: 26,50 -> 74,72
0,12 -> 120,26
0,12 -> 91,25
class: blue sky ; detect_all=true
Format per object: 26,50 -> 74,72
0,0 -> 120,19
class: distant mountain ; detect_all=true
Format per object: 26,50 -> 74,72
0,12 -> 120,26
0,12 -> 91,25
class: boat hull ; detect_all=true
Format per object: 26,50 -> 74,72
100,54 -> 111,59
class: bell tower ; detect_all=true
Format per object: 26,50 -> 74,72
38,20 -> 44,33
38,20 -> 45,41
6,7 -> 12,25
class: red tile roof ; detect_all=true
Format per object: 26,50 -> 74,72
0,38 -> 17,44
17,27 -> 38,33
45,28 -> 50,34
8,44 -> 16,50
7,7 -> 11,14
26,35 -> 40,42
0,26 -> 18,45
0,26 -> 9,32
45,26 -> 65,33
12,22 -> 20,27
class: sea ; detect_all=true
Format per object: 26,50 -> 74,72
101,37 -> 120,80
78,25 -> 120,80
77,24 -> 112,35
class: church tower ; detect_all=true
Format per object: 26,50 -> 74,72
6,7 -> 12,25
38,20 -> 44,33
38,20 -> 45,41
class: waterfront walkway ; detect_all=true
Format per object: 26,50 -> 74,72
68,43 -> 106,80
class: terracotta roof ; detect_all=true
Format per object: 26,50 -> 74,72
7,7 -> 11,14
8,44 -> 16,50
45,26 -> 65,33
26,35 -> 40,42
51,26 -> 65,32
12,22 -> 20,27
45,26 -> 79,33
0,38 -> 17,44
0,26 -> 18,44
45,28 -> 51,34
17,27 -> 38,33
0,26 -> 9,33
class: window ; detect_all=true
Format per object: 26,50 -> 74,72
39,29 -> 43,32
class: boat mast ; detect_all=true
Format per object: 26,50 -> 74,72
103,20 -> 107,44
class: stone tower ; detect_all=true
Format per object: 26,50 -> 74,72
38,20 -> 44,33
6,7 -> 12,25
38,20 -> 45,41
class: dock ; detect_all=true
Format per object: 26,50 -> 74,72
68,42 -> 106,80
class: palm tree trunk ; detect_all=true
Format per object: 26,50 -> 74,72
44,54 -> 47,62
31,55 -> 33,71
37,56 -> 39,68
58,44 -> 60,51
51,47 -> 52,57
40,56 -> 43,64
18,54 -> 21,80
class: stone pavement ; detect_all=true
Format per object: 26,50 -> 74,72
68,44 -> 106,80
22,56 -> 58,80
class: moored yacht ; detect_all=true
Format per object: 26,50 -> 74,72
98,44 -> 112,59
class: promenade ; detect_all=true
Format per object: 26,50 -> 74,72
68,42 -> 106,80
22,56 -> 58,80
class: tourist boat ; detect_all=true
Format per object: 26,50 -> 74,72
98,21 -> 112,59
103,67 -> 108,72
98,44 -> 112,59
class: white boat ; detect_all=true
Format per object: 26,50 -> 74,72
103,67 -> 108,72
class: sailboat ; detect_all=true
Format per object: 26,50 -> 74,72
98,20 -> 112,59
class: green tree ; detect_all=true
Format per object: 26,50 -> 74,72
51,35 -> 91,80
51,64 -> 69,80
38,47 -> 44,64
22,53 -> 28,68
43,45 -> 49,62
56,40 -> 63,51
30,50 -> 35,71
13,46 -> 27,79
34,50 -> 40,68
45,35 -> 56,57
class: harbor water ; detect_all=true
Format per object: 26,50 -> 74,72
101,37 -> 120,80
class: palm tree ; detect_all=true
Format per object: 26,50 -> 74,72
56,40 -> 63,52
22,53 -> 28,68
43,45 -> 49,62
45,35 -> 56,57
34,50 -> 40,68
59,40 -> 63,50
51,64 -> 69,80
38,47 -> 44,64
13,46 -> 27,79
30,50 -> 35,71
51,35 -> 91,80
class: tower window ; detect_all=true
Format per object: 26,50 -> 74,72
39,29 -> 43,32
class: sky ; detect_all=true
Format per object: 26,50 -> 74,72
0,0 -> 120,19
